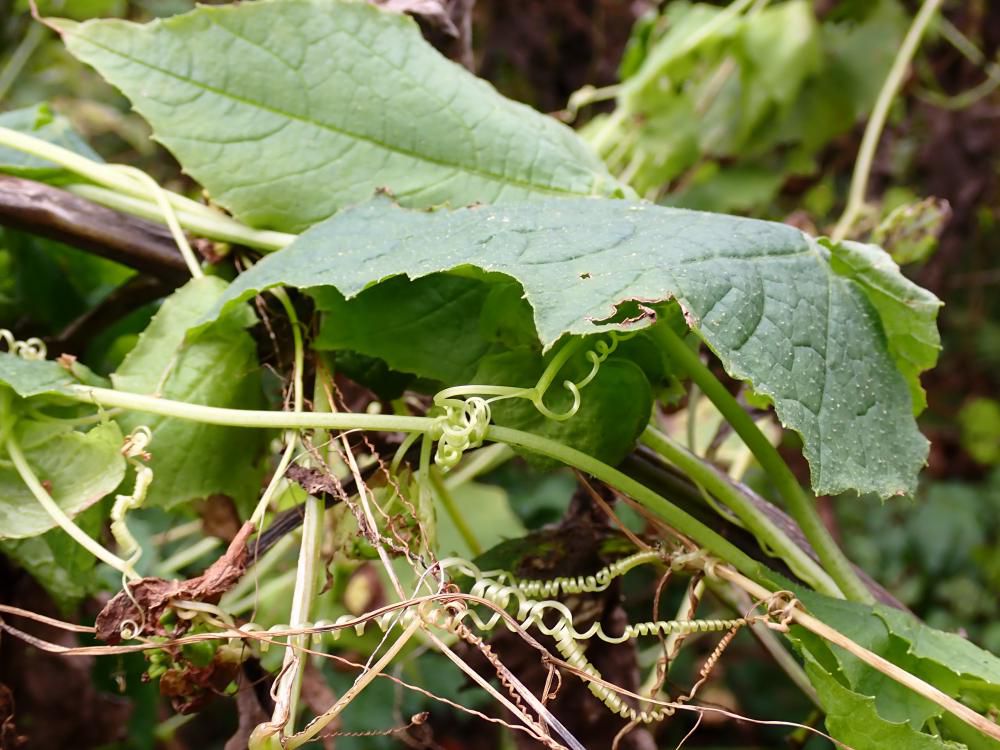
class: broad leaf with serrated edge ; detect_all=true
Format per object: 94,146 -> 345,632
112,276 -> 267,509
200,198 -> 936,498
55,0 -> 621,233
0,420 -> 124,540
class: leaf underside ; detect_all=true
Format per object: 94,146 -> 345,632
56,0 -> 621,233
203,198 -> 933,499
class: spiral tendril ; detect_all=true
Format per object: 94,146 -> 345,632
0,329 -> 46,360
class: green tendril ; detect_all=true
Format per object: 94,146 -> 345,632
429,332 -> 630,469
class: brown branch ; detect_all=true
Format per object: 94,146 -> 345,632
0,175 -> 190,283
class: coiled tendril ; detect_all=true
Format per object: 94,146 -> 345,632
429,396 -> 492,471
0,329 -> 46,360
428,331 -> 634,470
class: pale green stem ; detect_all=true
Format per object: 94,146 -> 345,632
0,23 -> 47,101
709,578 -> 820,706
150,519 -> 202,546
642,426 -> 841,598
156,535 -> 222,578
63,385 -> 769,585
153,711 -> 196,742
430,467 -> 481,556
267,288 -> 316,736
225,568 -> 298,617
651,325 -> 872,603
250,439 -> 297,529
0,127 -> 293,251
831,0 -> 946,241
486,425 -> 767,583
5,433 -> 136,577
111,164 -> 203,278
272,493 -> 323,735
221,536 -> 297,613
69,386 -> 437,434
67,184 -> 292,252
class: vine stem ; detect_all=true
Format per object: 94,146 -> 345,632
66,385 -> 768,585
651,326 -> 873,604
0,22 -> 47,101
641,426 -> 842,598
715,565 -> 1000,743
831,0 -> 946,241
0,126 -> 293,252
5,433 -> 136,578
70,385 -> 437,434
430,467 -> 482,556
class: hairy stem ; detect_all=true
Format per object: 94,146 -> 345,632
831,0 -> 945,241
652,326 -> 873,603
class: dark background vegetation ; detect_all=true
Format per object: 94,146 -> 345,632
0,1 -> 997,748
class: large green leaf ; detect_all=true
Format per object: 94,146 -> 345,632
0,420 -> 124,540
55,0 -> 620,233
112,276 -> 267,509
201,198 -> 936,498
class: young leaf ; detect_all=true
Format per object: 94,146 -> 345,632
201,198 -> 937,498
111,277 -> 267,510
55,0 -> 621,232
0,420 -> 124,540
